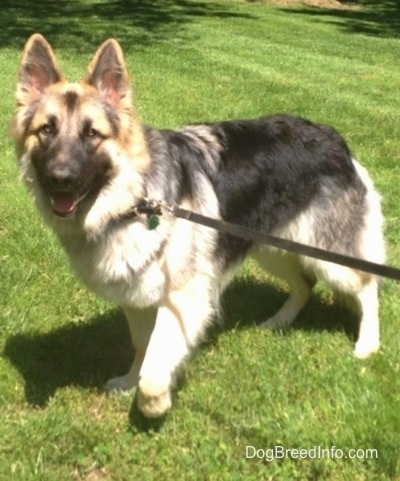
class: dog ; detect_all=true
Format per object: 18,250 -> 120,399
12,34 -> 385,418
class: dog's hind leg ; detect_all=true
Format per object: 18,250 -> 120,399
255,251 -> 315,329
350,160 -> 383,357
261,273 -> 314,330
106,306 -> 156,393
304,257 -> 381,358
353,277 -> 380,359
137,276 -> 213,418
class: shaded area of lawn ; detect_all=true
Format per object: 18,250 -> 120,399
0,0 -> 256,50
281,0 -> 400,38
2,1 -> 400,54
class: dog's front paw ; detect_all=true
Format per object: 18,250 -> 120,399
137,378 -> 172,418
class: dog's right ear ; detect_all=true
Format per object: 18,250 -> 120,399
84,38 -> 131,107
17,34 -> 63,105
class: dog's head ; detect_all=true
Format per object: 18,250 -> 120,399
12,34 -> 148,223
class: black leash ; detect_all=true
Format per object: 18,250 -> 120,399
132,199 -> 400,282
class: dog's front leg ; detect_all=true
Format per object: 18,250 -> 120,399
137,279 -> 213,418
106,306 -> 156,392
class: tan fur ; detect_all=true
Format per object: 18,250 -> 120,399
12,34 -> 222,418
12,34 -> 149,173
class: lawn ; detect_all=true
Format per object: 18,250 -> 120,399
1,1 -> 400,480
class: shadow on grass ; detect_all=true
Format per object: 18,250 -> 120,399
3,276 -> 358,413
225,276 -> 357,330
281,1 -> 400,38
3,309 -> 133,407
0,0 -> 256,51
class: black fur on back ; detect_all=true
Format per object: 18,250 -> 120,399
144,114 -> 366,267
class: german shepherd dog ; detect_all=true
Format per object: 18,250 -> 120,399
13,34 -> 384,418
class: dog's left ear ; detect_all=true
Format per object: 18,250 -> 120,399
17,34 -> 64,106
85,39 -> 131,107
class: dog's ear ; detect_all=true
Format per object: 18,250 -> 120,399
17,34 -> 63,105
85,39 -> 131,107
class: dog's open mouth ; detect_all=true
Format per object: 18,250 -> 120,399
50,191 -> 89,217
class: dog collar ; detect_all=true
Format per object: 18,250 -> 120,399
118,198 -> 162,230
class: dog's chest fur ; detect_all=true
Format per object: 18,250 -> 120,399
54,210 -> 220,309
56,219 -> 167,307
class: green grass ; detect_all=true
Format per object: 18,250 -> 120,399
1,1 -> 400,480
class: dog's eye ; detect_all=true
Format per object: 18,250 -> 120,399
39,124 -> 53,136
86,128 -> 99,138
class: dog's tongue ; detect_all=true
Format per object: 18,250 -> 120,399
51,193 -> 78,217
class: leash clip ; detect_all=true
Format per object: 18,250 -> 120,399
136,199 -> 165,230
136,198 -> 163,216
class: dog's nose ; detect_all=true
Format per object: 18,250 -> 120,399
47,164 -> 79,191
